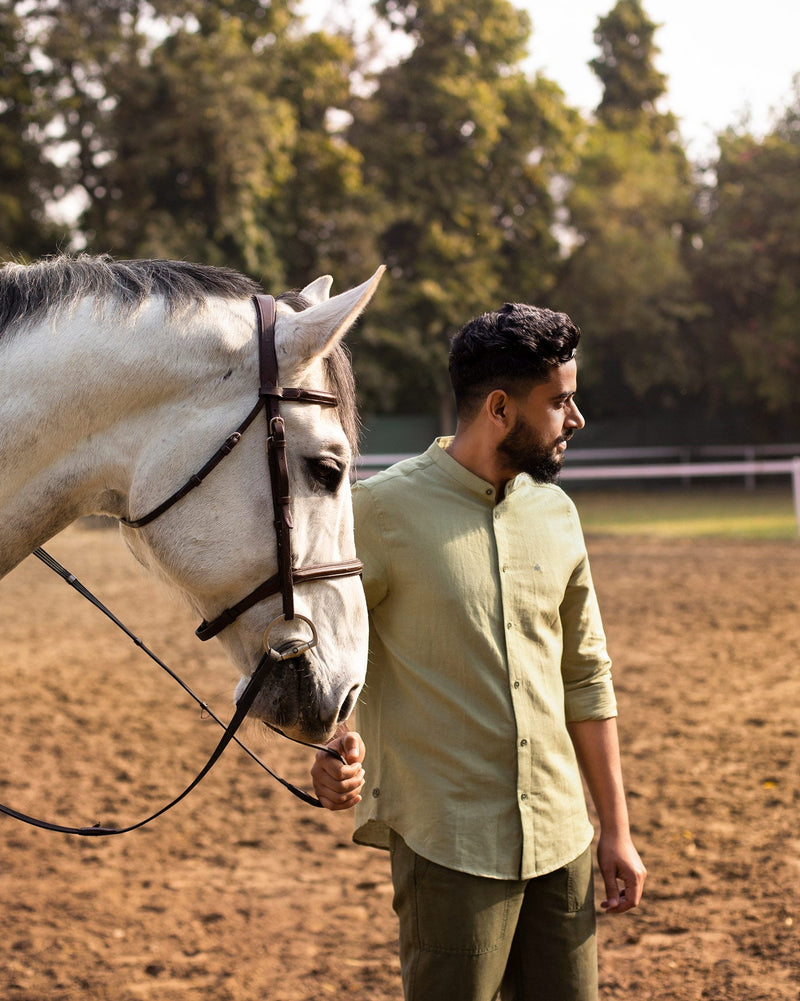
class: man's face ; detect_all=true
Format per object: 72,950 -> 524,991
497,359 -> 584,484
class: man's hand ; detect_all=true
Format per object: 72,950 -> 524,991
566,717 -> 647,915
597,832 -> 647,914
311,730 -> 366,811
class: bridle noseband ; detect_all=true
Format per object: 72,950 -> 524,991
122,293 -> 363,651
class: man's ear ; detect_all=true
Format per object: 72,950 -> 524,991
486,389 -> 513,429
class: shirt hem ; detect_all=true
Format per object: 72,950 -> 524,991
353,819 -> 595,881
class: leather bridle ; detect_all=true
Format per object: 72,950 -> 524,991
123,293 -> 363,650
0,294 -> 362,835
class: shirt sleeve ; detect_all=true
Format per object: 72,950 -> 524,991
352,481 -> 389,611
559,551 -> 617,722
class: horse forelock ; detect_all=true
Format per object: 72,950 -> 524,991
326,342 -> 360,459
0,254 -> 261,331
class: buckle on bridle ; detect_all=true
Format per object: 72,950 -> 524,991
263,613 -> 319,661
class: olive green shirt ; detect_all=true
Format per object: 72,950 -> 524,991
352,438 -> 617,880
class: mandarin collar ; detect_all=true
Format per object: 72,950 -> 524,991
428,438 -> 535,505
428,437 -> 497,504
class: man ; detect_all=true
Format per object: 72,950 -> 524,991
312,302 -> 646,1001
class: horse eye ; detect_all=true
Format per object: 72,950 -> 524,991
305,457 -> 346,493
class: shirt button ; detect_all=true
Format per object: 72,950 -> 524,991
371,788 -> 380,798
506,622 -> 513,630
520,739 -> 528,747
520,793 -> 528,801
513,681 -> 520,689
485,488 -> 492,496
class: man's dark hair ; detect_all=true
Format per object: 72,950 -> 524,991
448,302 -> 581,419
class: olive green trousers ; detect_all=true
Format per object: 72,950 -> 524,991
389,832 -> 597,1001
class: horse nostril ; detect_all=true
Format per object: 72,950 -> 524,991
338,684 -> 360,723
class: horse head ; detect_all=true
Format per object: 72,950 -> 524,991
118,266 -> 384,743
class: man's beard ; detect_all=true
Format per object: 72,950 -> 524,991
498,417 -> 572,484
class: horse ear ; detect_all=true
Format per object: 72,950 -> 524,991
278,266 -> 385,369
299,275 -> 333,305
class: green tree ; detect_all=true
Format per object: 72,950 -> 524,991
696,79 -> 800,436
555,0 -> 702,424
0,1 -> 65,259
591,0 -> 670,135
268,28 -> 377,289
7,0 -> 371,286
78,15 -> 296,279
347,0 -> 580,423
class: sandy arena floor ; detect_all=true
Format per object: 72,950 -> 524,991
0,524 -> 797,1000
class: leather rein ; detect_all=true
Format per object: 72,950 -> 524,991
0,294 -> 362,835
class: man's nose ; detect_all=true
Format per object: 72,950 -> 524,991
567,400 -> 585,429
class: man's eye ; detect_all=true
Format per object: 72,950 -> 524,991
306,457 -> 346,493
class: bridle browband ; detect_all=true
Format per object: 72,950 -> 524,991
0,293 -> 363,835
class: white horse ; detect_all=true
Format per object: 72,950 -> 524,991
0,255 -> 384,743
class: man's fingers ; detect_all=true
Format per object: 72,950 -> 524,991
316,767 -> 365,795
601,861 -> 646,913
310,731 -> 366,811
314,770 -> 364,810
313,747 -> 364,782
340,731 -> 366,765
318,792 -> 362,811
600,869 -> 622,911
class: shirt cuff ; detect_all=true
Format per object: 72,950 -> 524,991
564,682 -> 617,723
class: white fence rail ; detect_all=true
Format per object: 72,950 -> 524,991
564,443 -> 800,463
559,458 -> 800,536
356,452 -> 800,535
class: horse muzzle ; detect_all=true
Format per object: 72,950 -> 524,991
240,615 -> 361,742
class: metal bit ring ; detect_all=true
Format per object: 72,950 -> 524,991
263,614 -> 319,661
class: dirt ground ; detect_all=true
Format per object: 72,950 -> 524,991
0,523 -> 797,1001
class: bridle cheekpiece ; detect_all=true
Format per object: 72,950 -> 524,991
122,293 -> 363,654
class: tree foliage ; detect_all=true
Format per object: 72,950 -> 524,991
347,0 -> 580,419
7,0 -> 368,286
555,0 -> 703,422
591,0 -> 669,131
0,0 -> 798,440
696,78 -> 800,432
557,129 -> 702,415
0,0 -> 66,257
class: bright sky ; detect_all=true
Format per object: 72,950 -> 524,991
304,0 -> 800,159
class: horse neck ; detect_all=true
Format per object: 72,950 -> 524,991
0,296 -> 255,576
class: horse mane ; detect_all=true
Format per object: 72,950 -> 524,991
0,253 -> 359,453
0,254 -> 261,328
